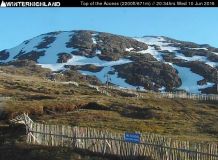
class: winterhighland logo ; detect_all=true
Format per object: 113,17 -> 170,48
1,1 -> 6,7
0,1 -> 61,7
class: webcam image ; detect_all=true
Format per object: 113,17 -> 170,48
0,7 -> 217,160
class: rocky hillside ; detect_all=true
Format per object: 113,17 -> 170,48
0,30 -> 217,93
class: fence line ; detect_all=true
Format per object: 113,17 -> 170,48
11,113 -> 218,160
88,84 -> 111,96
154,92 -> 218,101
100,85 -> 218,101
42,78 -> 218,101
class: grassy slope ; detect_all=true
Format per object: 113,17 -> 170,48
0,67 -> 217,143
0,65 -> 218,160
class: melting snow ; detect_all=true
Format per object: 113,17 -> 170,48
96,50 -> 101,55
80,66 -> 144,90
205,62 -> 218,68
175,52 -> 218,67
164,62 -> 173,66
137,46 -> 163,61
135,36 -> 179,52
4,34 -> 47,62
190,47 -> 208,50
160,46 -> 178,52
125,48 -> 134,52
212,52 -> 218,55
92,33 -> 98,44
2,32 -> 217,92
159,86 -> 166,92
75,57 -> 142,89
134,37 -> 217,92
198,82 -> 215,90
39,56 -> 132,71
135,37 -> 166,46
66,56 -> 132,67
173,65 -> 214,93
135,37 -> 179,61
38,64 -> 65,71
174,65 -> 202,93
38,32 -> 77,64
175,53 -> 207,61
92,37 -> 97,44
35,31 -> 134,89
135,36 -> 217,68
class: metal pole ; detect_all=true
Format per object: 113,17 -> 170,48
216,70 -> 218,93
106,74 -> 109,90
104,73 -> 111,92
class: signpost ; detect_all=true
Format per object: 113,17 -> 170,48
124,132 -> 141,143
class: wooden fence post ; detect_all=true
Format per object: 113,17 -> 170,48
11,113 -> 218,160
102,133 -> 106,155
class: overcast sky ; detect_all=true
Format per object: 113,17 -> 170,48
0,8 -> 218,50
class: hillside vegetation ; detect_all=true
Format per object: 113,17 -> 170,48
0,64 -> 217,143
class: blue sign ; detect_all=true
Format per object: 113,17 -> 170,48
124,133 -> 140,143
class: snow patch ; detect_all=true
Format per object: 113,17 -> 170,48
212,52 -> 218,55
135,37 -> 217,69
160,46 -> 178,52
4,34 -> 47,62
135,37 -> 166,46
66,56 -> 132,67
39,56 -> 132,72
164,62 -> 173,66
175,53 -> 207,62
159,86 -> 166,92
92,37 -> 97,44
137,46 -> 163,61
135,37 -> 179,61
205,62 -> 218,68
190,47 -> 208,50
125,48 -> 134,52
96,50 -> 101,55
175,52 -> 218,67
38,63 -> 65,71
198,82 -> 215,90
80,66 -> 143,90
135,36 -> 179,52
38,31 -> 77,64
75,57 -> 141,89
92,33 -> 98,44
173,65 -> 211,93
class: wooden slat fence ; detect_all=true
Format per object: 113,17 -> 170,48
18,113 -> 217,160
155,92 -> 218,101
100,85 -> 218,101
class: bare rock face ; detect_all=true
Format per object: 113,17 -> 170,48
57,53 -> 72,63
67,31 -> 94,49
96,32 -> 148,59
35,36 -> 56,49
0,50 -> 9,60
65,64 -> 103,73
17,51 -> 45,62
114,61 -> 181,91
164,37 -> 218,62
66,30 -> 148,61
0,30 -> 217,93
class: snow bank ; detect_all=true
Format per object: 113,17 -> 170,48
173,65 -> 213,93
